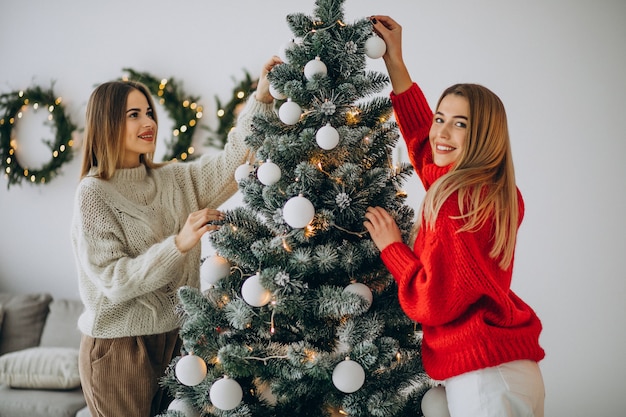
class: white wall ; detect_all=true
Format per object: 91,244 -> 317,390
1,1 -> 625,415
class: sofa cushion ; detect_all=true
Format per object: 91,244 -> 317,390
0,293 -> 52,355
40,299 -> 84,348
0,384 -> 86,417
0,347 -> 81,389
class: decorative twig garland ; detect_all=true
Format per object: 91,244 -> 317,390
0,85 -> 77,188
122,68 -> 203,162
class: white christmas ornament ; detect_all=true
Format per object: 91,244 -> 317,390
283,194 -> 315,228
210,376 -> 243,410
234,162 -> 254,183
344,282 -> 373,309
304,56 -> 328,80
168,398 -> 200,417
316,123 -> 340,150
257,159 -> 282,186
365,35 -> 387,59
279,99 -> 302,125
200,255 -> 230,287
242,273 -> 272,307
332,358 -> 365,393
175,354 -> 207,386
269,83 -> 287,100
278,39 -> 296,62
421,386 -> 450,417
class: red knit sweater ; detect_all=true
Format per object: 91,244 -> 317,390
382,83 -> 545,380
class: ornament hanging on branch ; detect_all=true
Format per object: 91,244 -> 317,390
257,159 -> 282,186
174,354 -> 207,386
316,123 -> 340,150
343,282 -> 373,309
200,254 -> 231,289
241,273 -> 272,307
364,33 -> 387,59
167,398 -> 201,417
332,358 -> 365,393
283,194 -> 315,228
279,99 -> 302,125
209,376 -> 243,410
421,385 -> 450,417
304,56 -> 328,80
234,161 -> 254,183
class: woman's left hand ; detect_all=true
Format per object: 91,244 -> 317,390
256,55 -> 283,104
363,206 -> 403,251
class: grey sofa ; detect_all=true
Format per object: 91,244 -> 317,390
0,292 -> 91,417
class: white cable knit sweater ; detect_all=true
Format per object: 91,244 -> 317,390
71,96 -> 273,338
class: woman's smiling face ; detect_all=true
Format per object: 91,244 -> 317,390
122,89 -> 157,168
429,94 -> 469,167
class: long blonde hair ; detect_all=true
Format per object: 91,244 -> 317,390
80,80 -> 164,179
419,84 -> 519,270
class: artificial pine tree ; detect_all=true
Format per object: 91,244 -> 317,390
159,0 -> 435,416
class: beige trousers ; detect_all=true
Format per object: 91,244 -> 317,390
79,328 -> 182,417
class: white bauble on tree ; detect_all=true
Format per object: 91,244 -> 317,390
283,194 -> 315,228
421,386 -> 450,417
209,376 -> 243,410
234,162 -> 254,183
200,254 -> 230,288
316,123 -> 340,150
257,159 -> 281,186
175,354 -> 207,386
279,99 -> 302,125
343,282 -> 373,309
278,38 -> 297,62
269,83 -> 287,100
168,398 -> 200,417
332,358 -> 365,393
364,34 -> 387,59
241,273 -> 272,307
304,56 -> 328,80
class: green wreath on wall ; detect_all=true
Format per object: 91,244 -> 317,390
206,70 -> 259,149
122,68 -> 203,162
0,85 -> 77,188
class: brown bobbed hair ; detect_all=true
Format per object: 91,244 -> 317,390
421,83 -> 519,270
79,80 -> 164,180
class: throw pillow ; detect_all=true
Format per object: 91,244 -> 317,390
0,292 -> 52,355
0,346 -> 81,389
40,299 -> 84,348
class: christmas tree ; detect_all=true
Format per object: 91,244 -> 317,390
159,1 -> 434,416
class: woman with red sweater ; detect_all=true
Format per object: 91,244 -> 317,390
364,15 -> 545,417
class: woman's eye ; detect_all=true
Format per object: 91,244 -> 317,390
128,112 -> 138,118
434,117 -> 444,123
455,121 -> 467,128
147,110 -> 155,119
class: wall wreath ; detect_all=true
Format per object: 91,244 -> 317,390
122,68 -> 203,162
0,85 -> 76,188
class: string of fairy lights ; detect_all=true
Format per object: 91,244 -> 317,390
0,71 -> 256,189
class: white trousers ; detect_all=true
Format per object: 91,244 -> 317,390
444,360 -> 545,417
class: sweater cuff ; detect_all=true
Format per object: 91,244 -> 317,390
380,241 -> 419,280
390,83 -> 433,134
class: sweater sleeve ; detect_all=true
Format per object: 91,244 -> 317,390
71,180 -> 186,304
380,197 -> 504,327
173,95 -> 275,209
390,83 -> 435,188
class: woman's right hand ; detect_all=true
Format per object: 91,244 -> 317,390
370,15 -> 413,94
175,208 -> 224,253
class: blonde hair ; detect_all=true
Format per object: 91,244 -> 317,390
80,80 -> 165,179
419,84 -> 519,270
